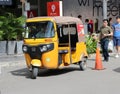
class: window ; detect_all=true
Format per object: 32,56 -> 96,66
62,24 -> 77,35
25,21 -> 55,38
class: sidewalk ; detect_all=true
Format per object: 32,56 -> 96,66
0,54 -> 26,68
0,52 -> 115,68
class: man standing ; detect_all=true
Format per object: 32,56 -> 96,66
84,19 -> 89,35
100,19 -> 113,62
112,16 -> 120,58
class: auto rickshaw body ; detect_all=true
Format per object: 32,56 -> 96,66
23,16 -> 88,79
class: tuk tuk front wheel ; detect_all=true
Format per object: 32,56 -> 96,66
79,57 -> 87,71
32,67 -> 39,79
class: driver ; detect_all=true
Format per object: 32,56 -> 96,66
36,26 -> 46,38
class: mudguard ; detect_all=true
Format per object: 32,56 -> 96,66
31,59 -> 42,67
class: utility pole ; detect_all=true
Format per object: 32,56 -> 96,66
103,0 -> 108,19
38,0 -> 40,16
20,0 -> 30,17
20,0 -> 26,16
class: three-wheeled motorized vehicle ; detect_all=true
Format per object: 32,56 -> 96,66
22,16 -> 88,79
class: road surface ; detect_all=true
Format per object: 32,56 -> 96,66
0,54 -> 120,94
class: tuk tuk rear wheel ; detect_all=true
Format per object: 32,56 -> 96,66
79,57 -> 87,71
32,67 -> 39,79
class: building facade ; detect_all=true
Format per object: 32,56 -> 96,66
63,0 -> 120,26
1,0 -> 120,28
27,0 -> 120,28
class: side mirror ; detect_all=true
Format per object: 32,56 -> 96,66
22,32 -> 25,38
22,27 -> 29,38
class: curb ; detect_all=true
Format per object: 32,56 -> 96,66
0,61 -> 26,68
0,54 -> 26,68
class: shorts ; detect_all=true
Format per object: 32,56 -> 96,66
113,37 -> 120,46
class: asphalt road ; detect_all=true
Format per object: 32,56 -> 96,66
0,54 -> 120,94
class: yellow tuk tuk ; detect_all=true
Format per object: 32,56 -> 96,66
22,16 -> 88,79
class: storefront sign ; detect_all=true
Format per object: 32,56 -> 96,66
0,0 -> 12,5
47,1 -> 63,16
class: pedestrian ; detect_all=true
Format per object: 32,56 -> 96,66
99,19 -> 113,62
78,15 -> 82,20
84,19 -> 89,34
94,18 -> 99,33
108,17 -> 113,27
112,16 -> 120,58
88,20 -> 94,34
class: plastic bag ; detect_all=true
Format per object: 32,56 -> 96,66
108,40 -> 114,52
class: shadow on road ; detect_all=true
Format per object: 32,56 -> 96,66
39,67 -> 80,77
11,66 -> 80,78
113,67 -> 120,73
11,68 -> 31,78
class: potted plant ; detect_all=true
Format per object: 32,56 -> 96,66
15,16 -> 26,54
0,30 -> 6,55
0,16 -> 7,55
86,35 -> 97,55
0,13 -> 26,55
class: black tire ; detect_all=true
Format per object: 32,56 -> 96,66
32,67 -> 38,79
79,57 -> 87,71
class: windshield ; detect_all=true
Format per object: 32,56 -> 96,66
25,21 -> 55,38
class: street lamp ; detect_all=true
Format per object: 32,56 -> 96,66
20,0 -> 25,16
20,0 -> 30,17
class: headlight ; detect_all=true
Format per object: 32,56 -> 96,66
40,43 -> 54,53
22,45 -> 28,53
40,46 -> 47,52
46,44 -> 51,48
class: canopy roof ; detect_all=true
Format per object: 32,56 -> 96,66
26,16 -> 83,24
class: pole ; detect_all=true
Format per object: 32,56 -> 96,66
20,0 -> 25,16
68,24 -> 72,64
22,2 -> 24,16
103,0 -> 107,19
21,0 -> 27,17
59,1 -> 63,16
38,0 -> 40,16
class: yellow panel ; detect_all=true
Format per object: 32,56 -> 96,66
24,54 -> 31,68
42,42 -> 58,69
71,42 -> 88,63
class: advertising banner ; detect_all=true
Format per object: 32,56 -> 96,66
77,24 -> 85,36
27,10 -> 37,18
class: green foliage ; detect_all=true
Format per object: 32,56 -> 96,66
0,16 -> 6,40
86,35 -> 97,54
0,12 -> 26,40
0,30 -> 4,41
